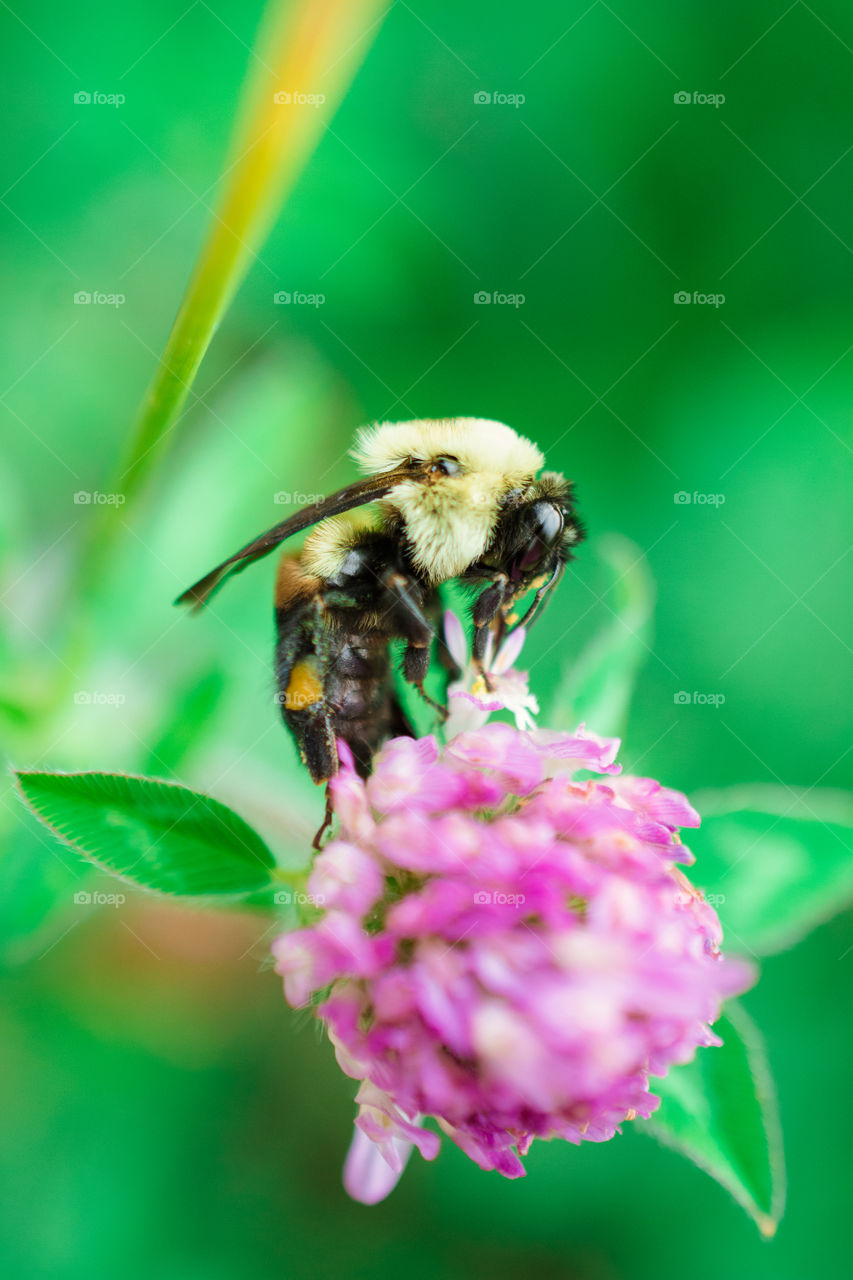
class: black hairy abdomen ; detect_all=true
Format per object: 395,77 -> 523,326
274,610 -> 401,781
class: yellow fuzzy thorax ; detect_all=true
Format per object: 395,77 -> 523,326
301,509 -> 381,580
379,474 -> 505,582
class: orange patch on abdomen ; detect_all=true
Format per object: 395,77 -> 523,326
283,658 -> 324,710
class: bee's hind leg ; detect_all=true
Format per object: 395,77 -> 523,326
312,784 -> 335,851
288,703 -> 338,848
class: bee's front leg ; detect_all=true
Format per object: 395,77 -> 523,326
471,573 -> 510,681
382,570 -> 446,719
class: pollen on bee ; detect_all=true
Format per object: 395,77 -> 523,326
284,658 -> 324,710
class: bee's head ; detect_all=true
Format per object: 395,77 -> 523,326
351,418 -> 546,582
497,471 -> 584,581
352,417 -> 543,484
484,471 -> 584,632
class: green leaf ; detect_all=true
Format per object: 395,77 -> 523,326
644,1003 -> 785,1237
690,786 -> 853,955
14,770 -> 278,899
549,534 -> 654,738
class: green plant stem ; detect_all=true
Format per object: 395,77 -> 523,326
76,0 -> 390,597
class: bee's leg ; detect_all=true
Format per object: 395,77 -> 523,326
274,559 -> 324,717
298,706 -> 338,783
471,573 -> 510,674
312,784 -> 335,850
403,644 -> 448,717
510,559 -> 564,631
275,572 -> 339,810
381,570 -> 446,718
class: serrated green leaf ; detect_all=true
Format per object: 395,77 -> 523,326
689,786 -> 853,955
549,534 -> 654,738
14,770 -> 277,899
644,1003 -> 785,1237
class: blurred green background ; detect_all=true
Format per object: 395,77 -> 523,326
1,0 -> 851,1275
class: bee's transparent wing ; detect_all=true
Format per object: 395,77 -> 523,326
175,465 -> 420,610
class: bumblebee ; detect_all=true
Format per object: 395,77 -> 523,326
177,418 -> 583,833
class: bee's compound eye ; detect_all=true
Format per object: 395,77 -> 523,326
429,456 -> 461,476
517,502 -> 564,571
532,501 -> 563,544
